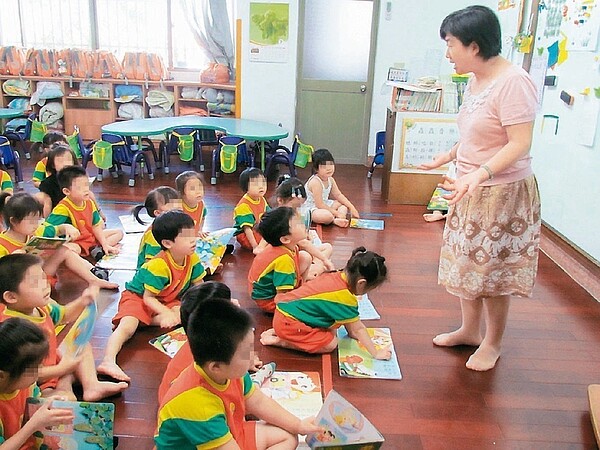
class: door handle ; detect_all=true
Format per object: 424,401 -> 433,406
360,84 -> 367,93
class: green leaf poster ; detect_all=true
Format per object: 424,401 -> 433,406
249,2 -> 289,63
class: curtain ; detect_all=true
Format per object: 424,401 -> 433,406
180,0 -> 234,74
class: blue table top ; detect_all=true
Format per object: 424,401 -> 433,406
0,108 -> 25,119
101,116 -> 288,141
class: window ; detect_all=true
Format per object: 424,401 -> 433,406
0,0 -> 235,71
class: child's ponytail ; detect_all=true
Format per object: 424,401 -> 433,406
133,186 -> 179,225
345,246 -> 387,292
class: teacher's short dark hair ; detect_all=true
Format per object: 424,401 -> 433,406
440,5 -> 501,60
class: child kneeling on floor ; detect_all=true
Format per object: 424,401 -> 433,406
155,295 -> 321,450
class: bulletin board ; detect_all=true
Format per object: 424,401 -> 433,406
395,117 -> 458,170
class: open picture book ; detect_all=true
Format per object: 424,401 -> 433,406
305,390 -> 384,449
23,235 -> 69,256
149,327 -> 187,358
26,398 -> 115,450
349,218 -> 384,230
59,300 -> 98,357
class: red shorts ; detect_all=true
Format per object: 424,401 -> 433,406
75,233 -> 98,257
236,229 -> 262,251
255,298 -> 276,314
112,290 -> 180,327
273,309 -> 335,354
243,420 -> 257,450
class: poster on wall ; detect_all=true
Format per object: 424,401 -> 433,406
249,2 -> 289,63
561,0 -> 600,51
497,0 -> 525,61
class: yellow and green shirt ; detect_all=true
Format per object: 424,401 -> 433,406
32,157 -> 49,183
233,194 -> 270,236
182,200 -> 207,235
247,244 -> 301,301
0,170 -> 13,193
137,226 -> 161,269
275,271 -> 360,329
156,363 -> 254,450
0,225 -> 58,258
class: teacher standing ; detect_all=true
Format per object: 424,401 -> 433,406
419,5 -> 540,371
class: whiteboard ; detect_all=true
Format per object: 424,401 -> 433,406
393,115 -> 458,171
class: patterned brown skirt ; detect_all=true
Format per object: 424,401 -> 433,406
438,174 -> 541,300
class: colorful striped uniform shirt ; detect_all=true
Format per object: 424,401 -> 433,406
0,302 -> 65,371
156,363 -> 255,450
233,194 -> 270,236
32,157 -> 49,183
0,225 -> 59,258
125,250 -> 206,306
137,226 -> 161,269
182,200 -> 207,235
275,271 -> 360,329
0,383 -> 41,449
0,170 -> 13,193
44,197 -> 102,252
248,244 -> 301,301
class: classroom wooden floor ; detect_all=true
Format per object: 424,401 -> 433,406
17,150 -> 600,450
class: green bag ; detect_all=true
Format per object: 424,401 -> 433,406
220,144 -> 239,174
66,130 -> 82,159
177,134 -> 194,162
92,140 -> 113,170
294,137 -> 314,168
29,120 -> 47,144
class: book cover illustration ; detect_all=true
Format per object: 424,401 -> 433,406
59,301 -> 97,357
260,371 -> 323,421
195,227 -> 236,273
96,233 -> 141,271
426,186 -> 451,211
357,294 -> 380,320
149,327 -> 187,358
26,398 -> 114,450
119,213 -> 151,234
305,390 -> 384,449
23,235 -> 69,257
337,327 -> 402,380
349,219 -> 384,231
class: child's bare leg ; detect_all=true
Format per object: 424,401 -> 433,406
298,250 -> 313,279
466,295 -> 510,372
255,422 -> 298,450
305,259 -> 324,281
433,298 -> 483,347
65,242 -> 83,255
41,246 -> 70,277
63,248 -> 119,289
260,329 -> 337,354
97,316 -> 140,382
76,344 -> 128,401
310,209 -> 335,225
318,243 -> 333,259
42,375 -> 77,401
104,229 -> 124,246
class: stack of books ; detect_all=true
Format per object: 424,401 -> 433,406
389,81 -> 443,112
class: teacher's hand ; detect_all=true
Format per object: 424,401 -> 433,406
440,170 -> 486,205
417,151 -> 452,171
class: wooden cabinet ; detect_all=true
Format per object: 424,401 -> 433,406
0,75 -> 236,140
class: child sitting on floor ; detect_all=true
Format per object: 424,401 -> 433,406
248,207 -> 313,314
304,148 -> 360,228
31,131 -> 67,188
155,295 -> 321,450
0,254 -> 128,401
261,246 -> 392,360
132,186 -> 182,269
0,318 -> 74,449
98,210 -> 206,382
0,192 -> 118,289
157,281 -> 263,403
175,170 -> 208,238
233,168 -> 270,253
43,165 -> 122,260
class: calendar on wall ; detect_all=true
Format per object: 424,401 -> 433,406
395,117 -> 458,170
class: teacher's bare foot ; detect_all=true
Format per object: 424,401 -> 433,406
466,345 -> 501,371
433,329 -> 482,347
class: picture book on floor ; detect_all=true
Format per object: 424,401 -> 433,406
357,294 -> 380,320
195,227 -> 236,273
96,233 -> 141,271
23,235 -> 69,257
337,327 -> 402,380
59,300 -> 98,357
426,186 -> 450,211
349,218 -> 384,231
260,371 -> 323,421
26,398 -> 115,450
149,327 -> 187,358
305,390 -> 384,449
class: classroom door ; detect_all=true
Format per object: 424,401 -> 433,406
296,0 -> 378,165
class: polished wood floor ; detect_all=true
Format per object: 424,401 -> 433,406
17,150 -> 600,449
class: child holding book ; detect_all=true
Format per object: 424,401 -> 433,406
261,246 -> 392,360
0,192 -> 118,289
248,207 -> 313,313
233,168 -> 270,252
304,148 -> 360,228
43,166 -> 122,260
132,186 -> 182,269
98,210 -> 206,383
0,317 -> 74,449
155,295 -> 321,450
157,282 -> 263,403
31,131 -> 67,188
0,254 -> 128,401
175,171 -> 208,238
